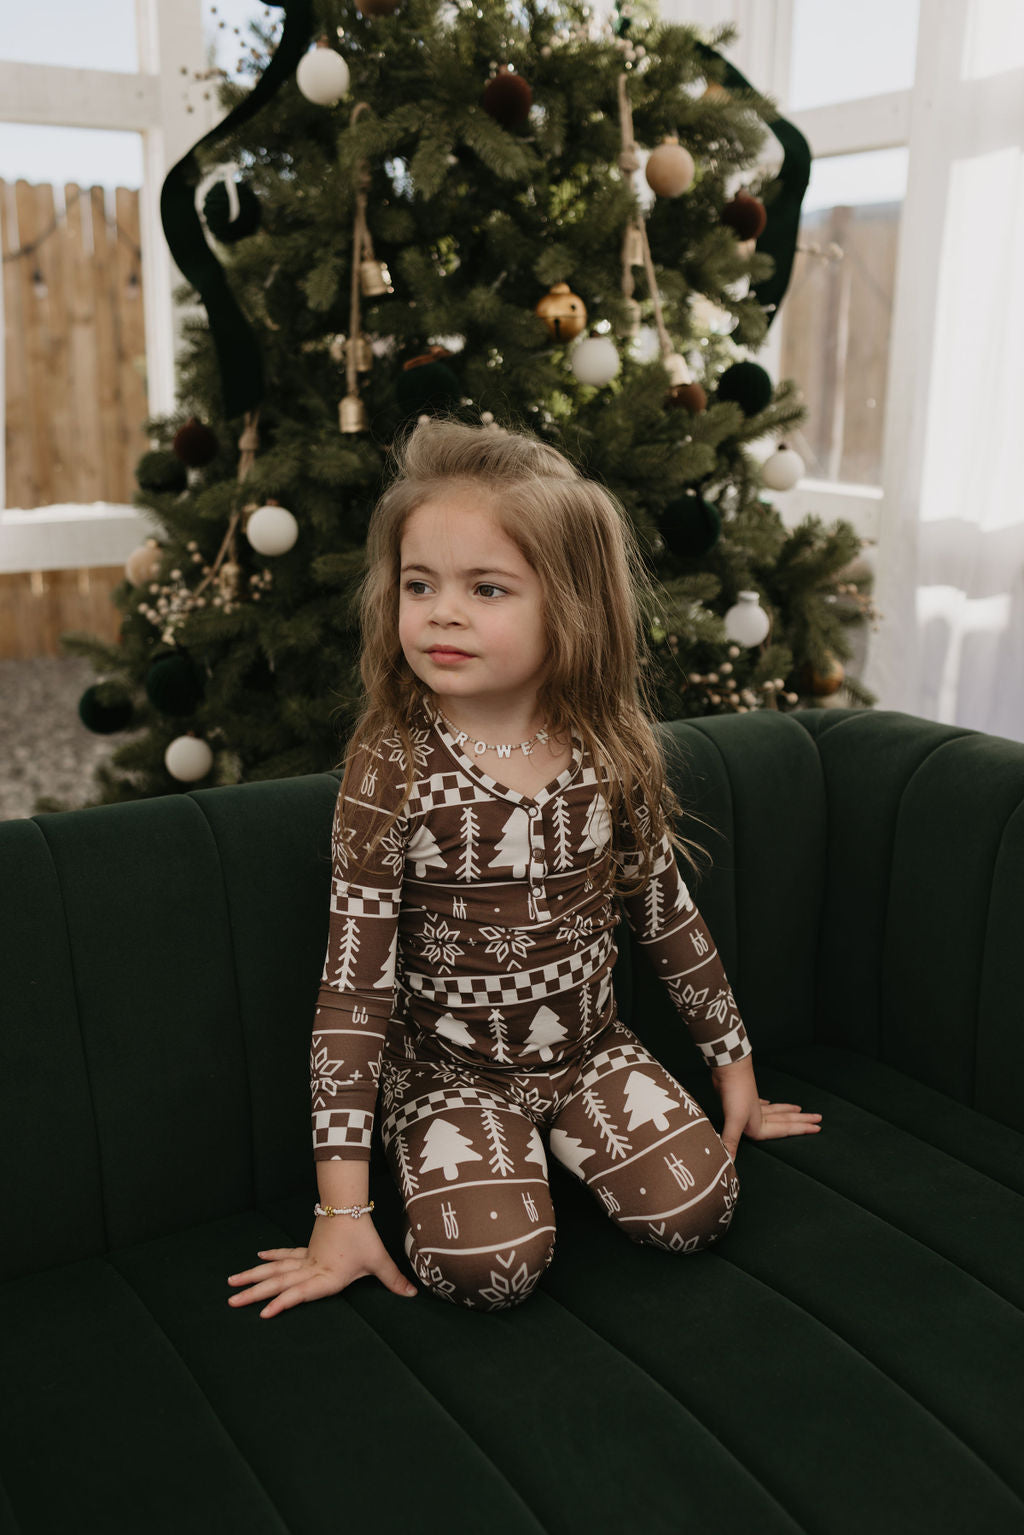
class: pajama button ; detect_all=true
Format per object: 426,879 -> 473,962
529,807 -> 540,817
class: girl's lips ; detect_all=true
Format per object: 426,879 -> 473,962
428,648 -> 473,659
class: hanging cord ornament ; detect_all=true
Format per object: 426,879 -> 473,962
340,101 -> 392,433
617,73 -> 693,396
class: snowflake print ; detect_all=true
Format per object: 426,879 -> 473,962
413,1252 -> 458,1303
506,1077 -> 547,1121
478,1252 -> 542,1310
479,925 -> 536,968
382,724 -> 433,778
644,1224 -> 707,1254
381,1065 -> 411,1112
418,915 -> 466,973
309,1039 -> 345,1108
706,985 -> 739,1029
556,910 -> 593,949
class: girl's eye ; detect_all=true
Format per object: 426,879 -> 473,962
403,581 -> 505,598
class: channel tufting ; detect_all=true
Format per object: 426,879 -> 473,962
3,707 -> 1023,1532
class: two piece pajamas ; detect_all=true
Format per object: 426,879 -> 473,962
311,697 -> 750,1310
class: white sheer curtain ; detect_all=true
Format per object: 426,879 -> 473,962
865,0 -> 1024,742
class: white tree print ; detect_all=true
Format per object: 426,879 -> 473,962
330,917 -> 361,991
393,1132 -> 420,1198
549,1129 -> 596,1180
418,1118 -> 483,1181
551,795 -> 573,871
524,1125 -> 548,1177
641,871 -> 666,940
489,1008 -> 512,1064
582,1088 -> 631,1159
407,823 -> 446,880
435,1011 -> 475,1049
373,930 -> 398,991
580,793 -> 612,856
489,806 -> 532,878
522,1005 -> 568,1061
457,804 -> 481,882
623,1071 -> 680,1132
482,1109 -> 515,1177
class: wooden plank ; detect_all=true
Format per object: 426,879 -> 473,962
1,179 -> 32,509
35,181 -> 74,503
89,185 -> 122,501
0,566 -> 124,659
63,184 -> 104,503
114,185 -> 148,499
14,180 -> 55,507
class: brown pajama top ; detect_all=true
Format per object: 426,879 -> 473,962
311,697 -> 751,1164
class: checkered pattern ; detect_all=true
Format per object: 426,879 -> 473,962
404,937 -> 609,1008
329,886 -> 402,918
700,1026 -> 752,1066
574,1039 -> 653,1091
406,773 -> 494,818
382,1082 -> 516,1141
313,1108 -> 374,1153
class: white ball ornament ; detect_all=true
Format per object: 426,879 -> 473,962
724,590 -> 771,647
761,444 -> 805,492
125,542 -> 163,586
570,335 -> 621,386
645,136 -> 696,198
296,44 -> 350,106
165,735 -> 214,782
245,503 -> 299,556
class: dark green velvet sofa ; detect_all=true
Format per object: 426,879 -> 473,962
3,707 -> 1023,1534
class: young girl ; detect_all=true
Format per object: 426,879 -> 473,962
228,417 -> 821,1318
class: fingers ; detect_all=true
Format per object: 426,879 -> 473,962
374,1254 -> 418,1298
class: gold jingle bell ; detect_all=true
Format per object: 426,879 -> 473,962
218,560 -> 242,597
360,258 -> 393,296
535,282 -> 587,343
339,393 -> 369,433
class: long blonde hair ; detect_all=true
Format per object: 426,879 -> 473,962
332,414 -> 713,899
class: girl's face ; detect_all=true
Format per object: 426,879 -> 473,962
398,486 -> 550,723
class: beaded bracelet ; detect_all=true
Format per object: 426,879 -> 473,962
314,1200 -> 375,1220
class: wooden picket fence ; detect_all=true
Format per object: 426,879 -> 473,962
1,179 -> 148,510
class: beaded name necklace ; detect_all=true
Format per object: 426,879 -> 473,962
433,704 -> 551,759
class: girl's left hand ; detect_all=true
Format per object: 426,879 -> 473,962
710,1054 -> 822,1162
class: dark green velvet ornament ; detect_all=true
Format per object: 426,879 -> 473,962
136,450 -> 188,495
78,683 -> 135,735
661,491 -> 722,557
717,361 -> 773,416
396,359 -> 462,416
145,652 -> 206,717
203,179 -> 262,245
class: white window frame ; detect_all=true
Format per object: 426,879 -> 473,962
0,0 -> 219,561
659,0 -> 926,547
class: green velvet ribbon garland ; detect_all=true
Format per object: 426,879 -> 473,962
159,0 -> 314,419
695,42 -> 812,329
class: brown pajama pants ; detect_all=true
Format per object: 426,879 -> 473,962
379,1017 -> 740,1311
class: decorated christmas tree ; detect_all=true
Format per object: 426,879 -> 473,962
52,0 -> 878,812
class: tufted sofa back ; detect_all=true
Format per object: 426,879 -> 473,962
3,707 -> 1022,1286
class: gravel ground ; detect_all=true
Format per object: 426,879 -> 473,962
0,656 -> 144,821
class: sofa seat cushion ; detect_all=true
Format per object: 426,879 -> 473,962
2,1044 -> 1023,1535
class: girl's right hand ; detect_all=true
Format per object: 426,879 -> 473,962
227,1217 -> 418,1319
